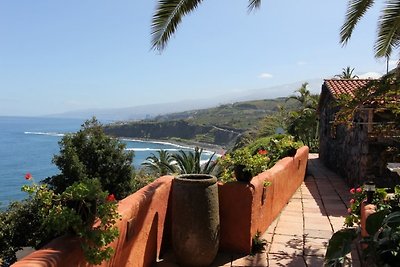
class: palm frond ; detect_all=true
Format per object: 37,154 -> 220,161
374,0 -> 400,57
340,0 -> 375,45
151,0 -> 204,51
248,0 -> 262,12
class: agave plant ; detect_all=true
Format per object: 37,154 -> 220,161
172,147 -> 217,174
141,149 -> 177,176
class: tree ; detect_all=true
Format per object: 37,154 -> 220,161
151,0 -> 400,58
286,82 -> 319,109
45,118 -> 135,200
335,66 -> 359,79
141,149 -> 177,176
341,0 -> 400,58
151,0 -> 261,50
285,84 -> 319,151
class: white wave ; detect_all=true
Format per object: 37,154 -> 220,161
24,131 -> 65,137
121,138 -> 192,150
125,148 -> 181,152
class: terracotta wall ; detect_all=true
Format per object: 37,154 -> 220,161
12,176 -> 173,267
219,146 -> 309,253
13,146 -> 310,265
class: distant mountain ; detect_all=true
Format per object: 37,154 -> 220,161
48,78 -> 323,121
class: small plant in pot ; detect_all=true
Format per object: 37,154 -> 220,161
218,148 -> 270,183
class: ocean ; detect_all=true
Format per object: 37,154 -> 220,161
0,116 -> 214,210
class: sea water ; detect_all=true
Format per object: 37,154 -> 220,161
0,116 -> 214,210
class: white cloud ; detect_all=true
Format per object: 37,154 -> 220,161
258,72 -> 273,79
358,72 -> 383,79
297,61 -> 307,66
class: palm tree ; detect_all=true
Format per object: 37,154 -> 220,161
341,0 -> 400,58
151,0 -> 262,50
141,149 -> 176,176
286,84 -> 319,151
172,147 -> 217,174
335,66 -> 359,79
287,82 -> 318,110
151,0 -> 400,57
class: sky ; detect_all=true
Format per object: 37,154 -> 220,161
0,0 -> 397,116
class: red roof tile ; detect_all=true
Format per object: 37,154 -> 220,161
324,79 -> 374,98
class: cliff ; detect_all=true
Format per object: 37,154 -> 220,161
104,120 -> 243,147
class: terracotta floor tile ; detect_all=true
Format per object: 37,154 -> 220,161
304,229 -> 333,239
261,232 -> 274,243
268,242 -> 303,256
304,237 -> 329,257
303,207 -> 323,213
230,253 -> 267,267
268,255 -> 306,267
272,234 -> 303,247
279,215 -> 303,223
279,212 -> 303,219
304,217 -> 331,226
304,222 -> 332,231
274,223 -> 303,236
303,211 -> 328,218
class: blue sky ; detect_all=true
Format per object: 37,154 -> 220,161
0,1 -> 396,116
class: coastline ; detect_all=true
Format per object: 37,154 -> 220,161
119,137 -> 225,154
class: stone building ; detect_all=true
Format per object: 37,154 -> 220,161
318,79 -> 399,188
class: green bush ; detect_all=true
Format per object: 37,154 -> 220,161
0,118 -> 136,266
217,135 -> 302,183
45,118 -> 135,200
246,134 -> 303,165
325,185 -> 400,266
218,148 -> 270,183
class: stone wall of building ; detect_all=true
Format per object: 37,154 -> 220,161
319,92 -> 399,188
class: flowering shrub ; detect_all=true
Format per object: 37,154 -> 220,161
218,148 -> 270,183
22,175 -> 120,265
247,134 -> 303,167
325,184 -> 398,266
344,186 -> 387,227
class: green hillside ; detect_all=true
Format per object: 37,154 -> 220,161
153,98 -> 300,130
104,97 -> 300,147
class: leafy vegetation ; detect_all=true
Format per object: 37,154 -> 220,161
141,149 -> 177,176
341,0 -> 400,58
141,147 -> 217,176
218,135 -> 302,183
285,83 -> 319,152
105,97 -> 303,147
151,0 -> 262,50
0,118 -> 137,266
334,66 -> 359,79
45,118 -> 135,200
325,185 -> 400,266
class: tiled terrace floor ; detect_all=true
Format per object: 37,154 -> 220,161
156,154 -> 360,267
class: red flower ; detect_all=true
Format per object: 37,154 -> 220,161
25,173 -> 32,180
347,208 -> 352,214
258,149 -> 268,155
356,187 -> 362,193
106,194 -> 116,202
350,199 -> 355,204
350,188 -> 355,194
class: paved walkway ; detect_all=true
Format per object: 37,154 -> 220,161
260,154 -> 360,267
157,154 -> 361,267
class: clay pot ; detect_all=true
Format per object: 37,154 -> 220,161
234,164 -> 253,182
172,174 -> 220,267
